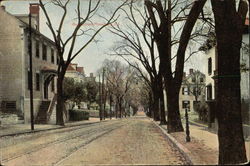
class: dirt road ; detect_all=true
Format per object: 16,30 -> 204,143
1,117 -> 187,165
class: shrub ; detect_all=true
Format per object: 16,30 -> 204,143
194,101 -> 209,122
69,109 -> 89,121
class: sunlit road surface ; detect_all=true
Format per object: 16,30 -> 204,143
0,114 -> 188,165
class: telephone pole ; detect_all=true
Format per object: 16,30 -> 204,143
98,74 -> 102,121
29,8 -> 34,130
102,68 -> 105,120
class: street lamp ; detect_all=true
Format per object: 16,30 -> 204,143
185,106 -> 191,142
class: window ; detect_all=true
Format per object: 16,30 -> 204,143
56,56 -> 59,65
42,44 -> 47,61
208,58 -> 212,75
28,71 -> 31,90
207,85 -> 212,100
200,77 -> 204,83
182,100 -> 190,109
51,78 -> 55,92
192,77 -> 196,83
51,49 -> 54,64
182,87 -> 189,95
36,73 -> 40,91
36,41 -> 39,58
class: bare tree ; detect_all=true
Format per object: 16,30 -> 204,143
211,0 -> 248,164
39,0 -> 127,125
98,59 -> 137,118
108,1 -> 167,124
145,0 -> 207,132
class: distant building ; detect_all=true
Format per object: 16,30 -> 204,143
179,69 -> 206,112
65,63 -> 85,82
163,69 -> 206,113
0,4 -> 59,124
84,72 -> 96,82
65,63 -> 96,83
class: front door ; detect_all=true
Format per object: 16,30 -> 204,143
44,81 -> 49,99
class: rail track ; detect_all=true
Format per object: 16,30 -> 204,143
0,120 -> 126,165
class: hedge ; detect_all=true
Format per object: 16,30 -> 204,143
69,109 -> 89,121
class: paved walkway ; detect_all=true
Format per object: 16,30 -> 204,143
154,120 -> 250,165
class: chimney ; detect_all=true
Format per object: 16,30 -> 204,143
189,69 -> 193,74
29,4 -> 40,31
183,72 -> 186,78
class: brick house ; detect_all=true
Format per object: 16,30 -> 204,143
0,4 -> 59,124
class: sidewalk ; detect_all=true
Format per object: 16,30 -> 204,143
154,120 -> 250,165
0,118 -> 104,137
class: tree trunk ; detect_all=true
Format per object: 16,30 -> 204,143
119,98 -> 122,118
109,94 -> 112,120
211,0 -> 248,164
56,73 -> 65,126
159,78 -> 167,125
148,91 -> 153,118
115,101 -> 118,119
152,85 -> 160,121
166,87 -> 184,132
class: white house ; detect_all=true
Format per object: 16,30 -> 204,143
179,69 -> 206,112
204,18 -> 250,128
0,4 -> 59,124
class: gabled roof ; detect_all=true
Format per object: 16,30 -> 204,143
1,8 -> 56,46
67,64 -> 76,71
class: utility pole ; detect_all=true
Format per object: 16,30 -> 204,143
98,74 -> 102,121
102,68 -> 105,120
29,8 -> 34,130
109,94 -> 112,120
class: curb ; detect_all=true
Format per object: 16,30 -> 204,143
0,119 -> 114,138
189,120 -> 208,128
152,121 -> 194,165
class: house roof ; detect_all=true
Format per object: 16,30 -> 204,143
76,67 -> 84,73
67,64 -> 76,71
1,8 -> 56,46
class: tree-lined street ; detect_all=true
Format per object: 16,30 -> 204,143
0,0 -> 249,165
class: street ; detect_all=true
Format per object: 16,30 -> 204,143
0,115 -> 188,165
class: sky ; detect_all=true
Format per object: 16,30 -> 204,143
2,0 -> 208,76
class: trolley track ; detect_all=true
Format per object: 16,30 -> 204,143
0,120 -> 126,165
